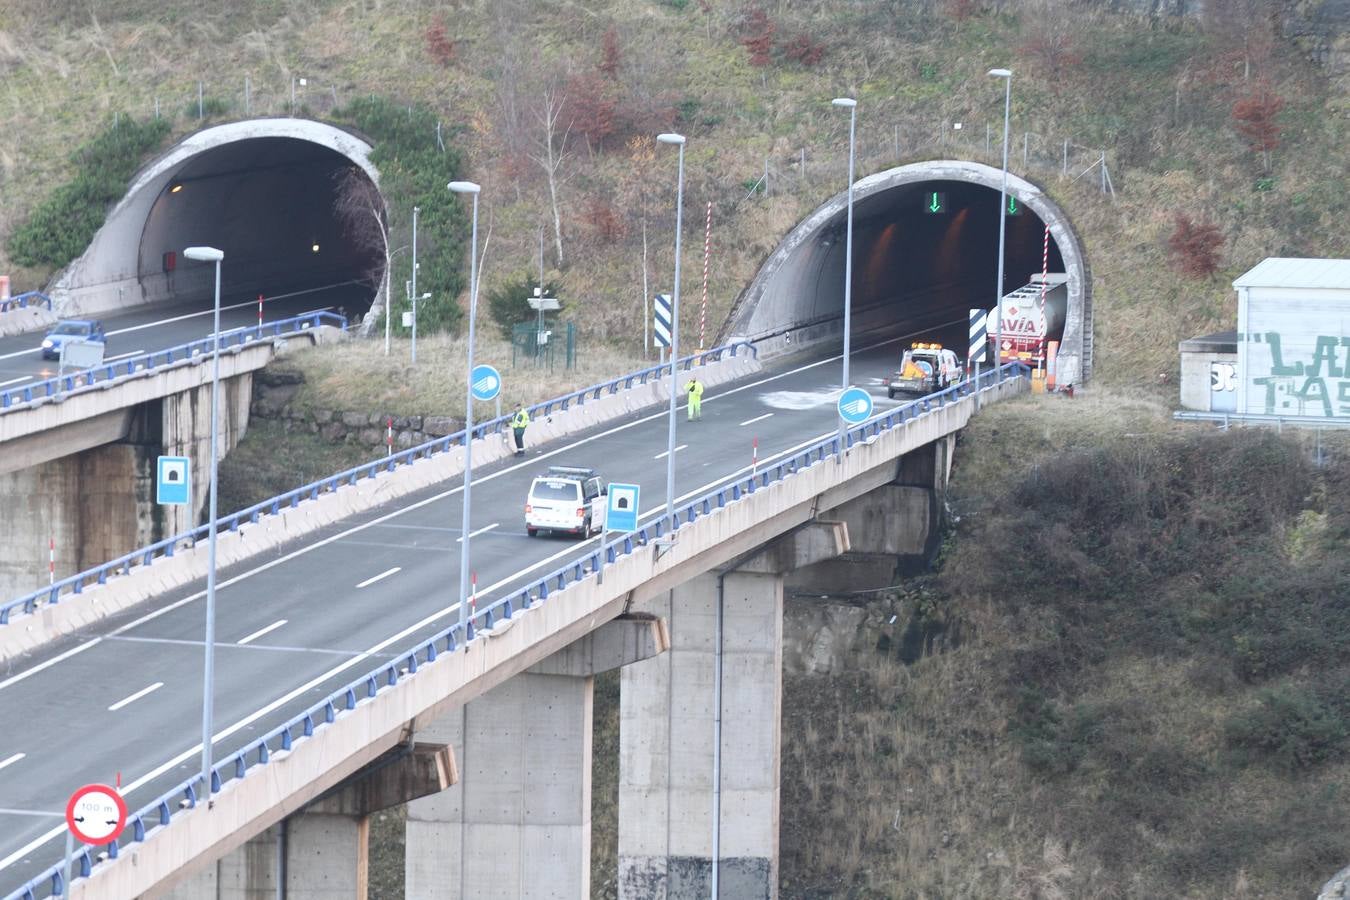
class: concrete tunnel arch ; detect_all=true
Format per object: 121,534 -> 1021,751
53,119 -> 386,321
721,160 -> 1093,386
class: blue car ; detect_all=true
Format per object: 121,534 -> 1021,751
41,319 -> 106,360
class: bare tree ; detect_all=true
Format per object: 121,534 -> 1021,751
529,86 -> 572,268
332,166 -> 391,340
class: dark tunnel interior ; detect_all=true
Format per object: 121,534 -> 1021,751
742,177 -> 1067,359
139,137 -> 382,314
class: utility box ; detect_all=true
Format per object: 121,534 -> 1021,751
1232,258 -> 1350,420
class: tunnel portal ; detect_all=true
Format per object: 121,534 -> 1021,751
722,160 -> 1092,385
55,120 -> 384,322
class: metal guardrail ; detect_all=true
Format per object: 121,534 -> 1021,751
0,311 -> 345,412
0,340 -> 753,627
0,292 -> 53,313
5,358 -> 1020,900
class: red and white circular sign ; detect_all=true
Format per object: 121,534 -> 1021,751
65,783 -> 127,845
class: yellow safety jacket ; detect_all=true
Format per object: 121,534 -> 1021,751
687,380 -> 704,400
511,409 -> 530,429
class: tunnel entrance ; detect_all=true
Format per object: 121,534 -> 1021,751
722,160 -> 1092,386
54,120 -> 385,324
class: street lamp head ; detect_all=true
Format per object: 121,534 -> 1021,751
447,180 -> 480,194
831,97 -> 857,108
183,246 -> 224,262
988,68 -> 1012,79
656,133 -> 686,146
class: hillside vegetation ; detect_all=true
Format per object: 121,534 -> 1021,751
1,0 -> 1347,387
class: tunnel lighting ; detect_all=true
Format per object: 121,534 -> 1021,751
656,133 -> 686,146
311,242 -> 321,253
170,183 -> 183,194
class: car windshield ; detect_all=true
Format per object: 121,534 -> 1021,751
51,322 -> 90,336
531,480 -> 579,502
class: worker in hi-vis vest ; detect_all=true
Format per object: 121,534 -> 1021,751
685,377 -> 704,421
511,403 -> 530,455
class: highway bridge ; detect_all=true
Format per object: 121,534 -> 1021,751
0,334 -> 1027,899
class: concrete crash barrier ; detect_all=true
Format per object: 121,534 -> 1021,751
0,305 -> 58,337
0,350 -> 762,665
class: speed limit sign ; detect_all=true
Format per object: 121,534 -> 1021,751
65,784 -> 127,845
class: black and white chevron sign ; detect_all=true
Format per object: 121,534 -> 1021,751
968,308 -> 988,364
654,293 -> 672,348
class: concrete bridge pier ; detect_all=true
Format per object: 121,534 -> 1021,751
164,742 -> 453,899
618,521 -> 848,900
406,617 -> 669,900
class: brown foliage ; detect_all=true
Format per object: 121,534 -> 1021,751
1167,213 -> 1224,279
1019,31 -> 1082,86
944,0 -> 980,21
1231,83 -> 1284,155
584,196 -> 626,244
425,15 -> 456,67
566,71 -> 617,153
739,5 -> 775,67
599,24 -> 621,79
781,32 -> 824,67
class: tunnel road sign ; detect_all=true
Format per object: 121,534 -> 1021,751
470,364 -> 502,402
606,483 -> 640,533
156,456 -> 190,506
837,387 -> 874,424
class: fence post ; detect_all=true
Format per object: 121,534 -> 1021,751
800,146 -> 805,179
763,157 -> 769,197
1100,151 -> 1106,193
1062,139 -> 1068,176
198,81 -> 203,119
245,75 -> 250,115
1023,132 -> 1029,169
894,123 -> 900,159
986,122 -> 991,154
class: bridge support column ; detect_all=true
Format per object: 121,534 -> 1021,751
618,522 -> 847,900
407,617 -> 667,900
165,742 -> 452,899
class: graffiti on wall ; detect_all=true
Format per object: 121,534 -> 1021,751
1246,332 -> 1350,417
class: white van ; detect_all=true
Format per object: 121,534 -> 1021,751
525,466 -> 607,538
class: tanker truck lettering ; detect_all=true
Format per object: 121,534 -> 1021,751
994,273 -> 1068,365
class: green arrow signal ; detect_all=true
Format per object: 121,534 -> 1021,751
928,193 -> 942,212
1006,196 -> 1022,215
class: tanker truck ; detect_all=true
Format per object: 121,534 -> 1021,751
991,273 -> 1067,366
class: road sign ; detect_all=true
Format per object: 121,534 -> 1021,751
923,191 -> 947,214
470,364 -> 502,402
66,783 -> 127,845
606,483 -> 640,533
156,455 -> 190,506
1005,195 -> 1023,216
653,293 -> 672,348
60,339 -> 105,370
837,387 -> 873,424
969,308 -> 989,365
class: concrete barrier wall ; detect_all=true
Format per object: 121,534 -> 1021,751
0,305 -> 57,337
71,376 -> 1023,899
0,353 -> 761,664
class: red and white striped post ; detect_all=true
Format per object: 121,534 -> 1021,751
700,201 -> 711,352
48,535 -> 54,586
386,417 -> 393,458
1039,224 -> 1050,375
751,436 -> 758,476
257,294 -> 264,328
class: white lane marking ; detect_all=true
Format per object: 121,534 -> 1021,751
0,376 -> 32,388
356,567 -> 402,589
654,444 -> 688,460
456,523 -> 499,543
237,619 -> 289,646
102,349 -> 145,362
108,682 -> 164,712
739,412 -> 774,426
0,753 -> 24,772
0,328 -> 934,696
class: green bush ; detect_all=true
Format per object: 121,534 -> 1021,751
1225,683 -> 1347,772
486,273 -> 562,340
184,96 -> 231,119
336,97 -> 467,334
8,116 -> 171,268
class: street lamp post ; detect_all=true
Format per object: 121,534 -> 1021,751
411,292 -> 430,364
411,206 -> 420,361
448,181 -> 481,637
989,68 -> 1012,380
183,245 -> 224,796
657,133 -> 686,531
832,97 -> 857,451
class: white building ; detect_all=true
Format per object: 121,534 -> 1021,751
1180,258 -> 1350,421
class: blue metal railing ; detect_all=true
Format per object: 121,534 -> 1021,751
0,291 -> 53,314
3,359 -> 1022,900
0,340 -> 755,628
0,311 -> 347,412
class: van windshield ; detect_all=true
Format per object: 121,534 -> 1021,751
52,322 -> 90,336
531,480 -> 579,502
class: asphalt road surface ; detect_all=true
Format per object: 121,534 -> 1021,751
0,328 -> 956,893
0,282 -> 368,390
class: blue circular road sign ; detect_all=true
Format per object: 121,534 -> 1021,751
470,364 -> 502,402
837,387 -> 874,424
